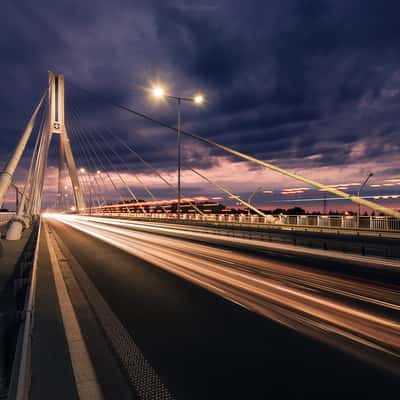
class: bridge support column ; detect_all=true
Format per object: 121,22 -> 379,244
48,71 -> 85,212
5,216 -> 26,240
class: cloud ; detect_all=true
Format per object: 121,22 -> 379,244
1,0 -> 400,209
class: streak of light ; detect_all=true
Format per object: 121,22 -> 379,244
48,214 -> 400,375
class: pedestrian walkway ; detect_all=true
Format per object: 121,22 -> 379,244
29,222 -> 79,400
29,221 -> 133,399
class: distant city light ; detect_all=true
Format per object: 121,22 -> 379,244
193,196 -> 208,201
79,168 -> 86,173
282,187 -> 310,192
384,178 -> 400,183
281,190 -> 305,195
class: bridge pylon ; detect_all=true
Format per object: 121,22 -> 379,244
4,72 -> 86,240
47,71 -> 85,212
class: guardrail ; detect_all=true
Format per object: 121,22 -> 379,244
7,220 -> 41,400
0,212 -> 14,225
86,211 -> 400,233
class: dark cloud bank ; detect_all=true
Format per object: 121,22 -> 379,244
1,0 -> 400,180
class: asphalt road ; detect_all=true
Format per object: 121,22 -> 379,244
47,215 -> 400,399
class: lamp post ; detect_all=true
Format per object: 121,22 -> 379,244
79,167 -> 92,215
357,171 -> 373,228
152,86 -> 204,220
247,186 -> 263,217
9,183 -> 23,212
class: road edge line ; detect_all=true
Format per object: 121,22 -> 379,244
44,221 -> 103,400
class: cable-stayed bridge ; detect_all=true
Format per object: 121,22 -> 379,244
1,72 -> 399,399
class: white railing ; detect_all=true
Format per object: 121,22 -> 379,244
0,211 -> 14,224
85,211 -> 400,233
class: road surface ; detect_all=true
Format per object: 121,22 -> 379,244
46,214 -> 400,399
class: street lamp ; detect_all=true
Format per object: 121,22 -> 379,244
357,171 -> 373,228
194,95 -> 204,104
151,85 -> 204,220
9,182 -> 23,212
247,186 -> 263,217
79,167 -> 92,214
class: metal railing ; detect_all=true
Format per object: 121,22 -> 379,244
0,212 -> 14,225
86,211 -> 400,233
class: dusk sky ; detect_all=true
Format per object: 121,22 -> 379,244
1,0 -> 400,212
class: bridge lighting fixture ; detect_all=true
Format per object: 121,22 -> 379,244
357,171 -> 374,228
97,170 -> 101,174
79,168 -> 86,173
194,94 -> 204,104
70,206 -> 76,211
149,82 -> 206,221
152,86 -> 165,98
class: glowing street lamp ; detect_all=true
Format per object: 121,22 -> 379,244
357,171 -> 373,228
248,186 -> 264,217
151,84 -> 205,220
153,86 -> 165,98
194,94 -> 204,104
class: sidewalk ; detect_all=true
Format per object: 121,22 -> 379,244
29,222 -> 79,400
30,221 -> 133,400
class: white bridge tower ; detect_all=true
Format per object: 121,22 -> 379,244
1,71 -> 85,240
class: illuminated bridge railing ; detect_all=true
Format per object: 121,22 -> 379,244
0,212 -> 15,225
87,211 -> 400,233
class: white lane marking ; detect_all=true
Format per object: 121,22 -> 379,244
44,222 -> 103,400
57,215 -> 400,269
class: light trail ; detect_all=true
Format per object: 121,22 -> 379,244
47,214 -> 400,375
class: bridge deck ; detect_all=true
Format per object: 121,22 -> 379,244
29,221 -> 79,400
0,225 -> 31,293
0,225 -> 33,395
30,221 -> 134,399
86,215 -> 400,259
8,216 -> 400,399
